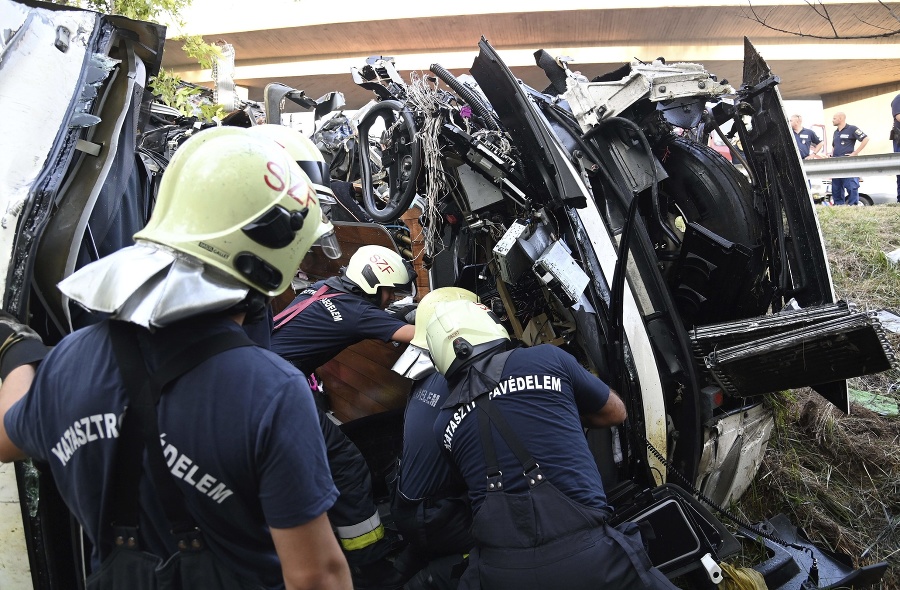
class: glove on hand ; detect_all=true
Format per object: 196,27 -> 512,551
0,310 -> 48,381
386,303 -> 418,324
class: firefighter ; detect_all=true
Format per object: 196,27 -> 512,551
270,244 -> 416,588
0,127 -> 351,589
392,288 -> 478,588
419,300 -> 678,590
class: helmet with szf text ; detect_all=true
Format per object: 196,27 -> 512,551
344,245 -> 415,296
134,126 -> 334,296
247,123 -> 335,204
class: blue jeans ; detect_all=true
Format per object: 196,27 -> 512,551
832,177 -> 859,205
894,141 -> 900,202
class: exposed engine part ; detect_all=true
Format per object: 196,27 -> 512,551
493,220 -> 531,283
565,59 -> 733,132
456,166 -> 504,211
533,240 -> 590,307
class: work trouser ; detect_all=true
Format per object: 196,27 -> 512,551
831,177 -> 860,205
460,476 -> 678,590
894,141 -> 900,202
318,410 -> 391,566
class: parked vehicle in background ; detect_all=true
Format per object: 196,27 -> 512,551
815,177 -> 896,206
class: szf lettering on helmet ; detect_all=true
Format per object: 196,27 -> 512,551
264,160 -> 312,207
369,254 -> 395,274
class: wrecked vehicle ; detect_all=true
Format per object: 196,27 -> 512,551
0,0 -> 895,588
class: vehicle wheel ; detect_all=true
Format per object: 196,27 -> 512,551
655,136 -> 769,325
859,194 -> 873,206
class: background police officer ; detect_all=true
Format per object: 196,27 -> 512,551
830,112 -> 869,205
418,300 -> 677,590
790,114 -> 822,159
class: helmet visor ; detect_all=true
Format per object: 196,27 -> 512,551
315,229 -> 342,260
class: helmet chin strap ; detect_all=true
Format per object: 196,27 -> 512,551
445,339 -> 514,381
324,274 -> 382,305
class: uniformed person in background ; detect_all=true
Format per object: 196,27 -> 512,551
790,114 -> 822,160
830,112 -> 869,205
416,300 -> 678,590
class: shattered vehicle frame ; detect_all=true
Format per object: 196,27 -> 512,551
1,0 -> 895,588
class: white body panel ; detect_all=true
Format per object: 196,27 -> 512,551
0,1 -> 96,300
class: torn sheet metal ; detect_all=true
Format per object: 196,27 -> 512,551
696,403 -> 773,505
0,1 -> 98,301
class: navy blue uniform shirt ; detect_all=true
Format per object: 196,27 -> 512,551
270,280 -> 407,375
5,318 -> 337,589
832,124 -> 867,157
892,94 -> 900,148
400,371 -> 464,500
793,127 -> 821,159
434,345 -> 611,515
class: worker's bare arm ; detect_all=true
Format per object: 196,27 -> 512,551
391,323 -> 415,344
581,388 -> 627,429
272,512 -> 353,590
0,364 -> 35,462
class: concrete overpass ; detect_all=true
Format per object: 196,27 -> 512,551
161,0 -> 900,155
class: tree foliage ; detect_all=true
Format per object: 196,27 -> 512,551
48,0 -> 224,120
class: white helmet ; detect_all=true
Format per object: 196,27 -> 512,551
426,299 -> 510,377
344,245 -> 415,296
411,287 -> 478,349
134,127 -> 333,296
247,124 -> 335,202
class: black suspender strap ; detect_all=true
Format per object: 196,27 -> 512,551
474,394 -> 543,490
107,321 -> 255,544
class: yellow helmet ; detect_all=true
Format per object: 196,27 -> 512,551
411,287 -> 478,349
134,126 -> 333,296
426,300 -> 510,377
247,124 -> 335,202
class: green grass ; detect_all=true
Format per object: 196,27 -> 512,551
734,203 -> 900,589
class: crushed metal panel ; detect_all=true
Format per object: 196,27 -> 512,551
696,403 -> 773,506
748,514 -> 888,589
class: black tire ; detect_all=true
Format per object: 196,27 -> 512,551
658,136 -> 760,246
859,193 -> 874,206
655,136 -> 768,324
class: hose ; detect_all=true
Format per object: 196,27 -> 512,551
430,63 -> 502,132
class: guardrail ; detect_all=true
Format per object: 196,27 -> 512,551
803,152 -> 900,179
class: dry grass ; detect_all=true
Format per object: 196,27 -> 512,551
735,203 -> 900,589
